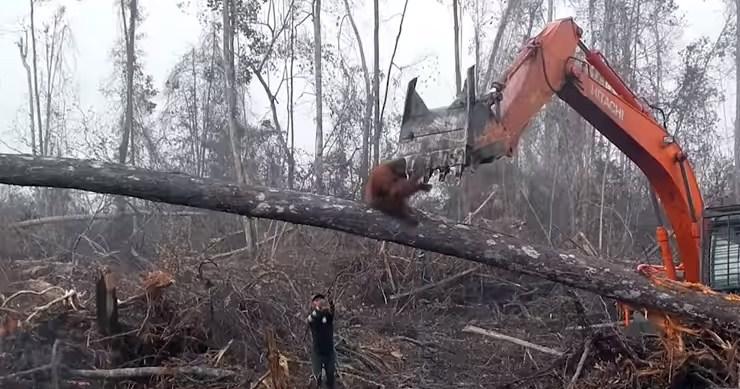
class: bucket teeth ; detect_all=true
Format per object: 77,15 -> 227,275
396,65 -> 490,183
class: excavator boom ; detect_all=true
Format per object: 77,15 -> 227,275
397,17 -> 709,285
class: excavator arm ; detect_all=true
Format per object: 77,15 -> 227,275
397,17 -> 705,284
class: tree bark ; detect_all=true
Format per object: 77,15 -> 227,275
379,0 -> 409,127
199,23 -> 218,178
473,1 -> 482,90
313,0 -> 324,193
372,0 -> 380,167
16,33 -> 36,155
43,11 -> 66,156
287,4 -> 296,189
29,0 -> 44,156
481,0 -> 520,88
1,154 -> 740,333
112,0 -> 138,255
119,0 -> 136,165
222,0 -> 257,254
342,0 -> 372,187
453,0 -> 461,95
191,48 -> 199,174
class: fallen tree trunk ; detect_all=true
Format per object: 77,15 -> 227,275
0,154 -> 739,332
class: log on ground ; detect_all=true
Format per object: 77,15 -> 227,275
0,153 -> 738,332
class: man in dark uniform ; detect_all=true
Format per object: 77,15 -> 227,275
307,293 -> 336,388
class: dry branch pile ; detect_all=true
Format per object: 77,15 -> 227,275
0,241 -> 436,389
0,240 -> 738,389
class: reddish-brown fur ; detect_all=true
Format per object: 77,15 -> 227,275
364,158 -> 432,224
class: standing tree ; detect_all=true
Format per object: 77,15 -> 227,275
40,6 -> 71,157
453,0 -> 462,94
14,4 -> 76,219
341,0 -> 372,187
313,0 -> 324,194
16,30 -> 36,155
372,0 -> 380,167
30,0 -> 44,155
222,0 -> 257,254
245,0 -> 294,193
481,0 -> 520,89
109,0 -> 151,264
287,0 -> 297,190
119,0 -> 137,166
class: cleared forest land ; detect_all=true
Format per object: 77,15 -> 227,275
0,211 -> 735,389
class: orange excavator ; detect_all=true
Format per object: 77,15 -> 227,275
396,17 -> 740,325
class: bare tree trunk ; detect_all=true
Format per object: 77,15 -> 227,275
287,4 -> 296,189
539,0 -> 556,226
473,2 -> 481,91
17,33 -> 36,155
453,0 -> 461,94
453,0 -> 464,219
379,0 -> 409,127
5,154 -> 740,333
735,0 -> 740,201
110,0 -> 140,259
43,29 -> 55,156
222,0 -> 257,254
341,0 -> 371,187
119,0 -> 136,166
482,0 -> 520,88
43,11 -> 65,156
652,7 -> 662,103
199,23 -> 218,178
547,136 -> 559,246
598,145 -> 611,255
313,0 -> 324,193
30,0 -> 44,155
39,9 -> 70,217
372,0 -> 380,167
190,48 -> 199,173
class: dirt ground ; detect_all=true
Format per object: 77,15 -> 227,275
0,230 -> 737,389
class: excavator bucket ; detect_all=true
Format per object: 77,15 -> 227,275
396,18 -> 585,183
396,66 -> 496,182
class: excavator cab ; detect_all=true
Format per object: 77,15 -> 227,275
702,204 -> 740,293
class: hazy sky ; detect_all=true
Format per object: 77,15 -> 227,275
0,0 -> 729,157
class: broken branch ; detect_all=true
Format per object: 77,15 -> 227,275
2,286 -> 66,307
25,289 -> 78,322
65,366 -> 236,380
462,325 -> 564,356
567,338 -> 592,388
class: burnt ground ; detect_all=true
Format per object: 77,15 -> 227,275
0,230 -> 738,389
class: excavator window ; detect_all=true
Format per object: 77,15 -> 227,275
703,205 -> 740,292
